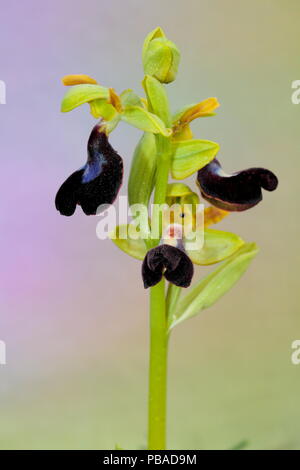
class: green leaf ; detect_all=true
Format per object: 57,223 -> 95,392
121,106 -> 172,136
186,229 -> 245,265
89,99 -> 117,120
128,133 -> 157,207
169,243 -> 259,330
142,75 -> 171,126
61,84 -> 109,112
171,139 -> 219,179
109,224 -> 147,260
120,89 -> 143,108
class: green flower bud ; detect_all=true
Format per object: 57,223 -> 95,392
142,29 -> 180,84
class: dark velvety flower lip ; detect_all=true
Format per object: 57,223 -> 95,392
55,123 -> 123,216
142,244 -> 194,289
197,158 -> 278,211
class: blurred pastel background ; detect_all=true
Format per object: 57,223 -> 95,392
0,0 -> 299,449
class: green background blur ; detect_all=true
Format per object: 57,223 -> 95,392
0,0 -> 299,449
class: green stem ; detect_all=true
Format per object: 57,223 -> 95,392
147,135 -> 171,450
148,280 -> 168,449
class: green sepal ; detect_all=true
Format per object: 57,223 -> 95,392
109,224 -> 147,260
171,139 -> 220,179
128,133 -> 157,207
186,228 -> 245,265
121,106 -> 171,136
61,84 -> 109,112
142,75 -> 171,126
169,242 -> 259,330
89,99 -> 117,120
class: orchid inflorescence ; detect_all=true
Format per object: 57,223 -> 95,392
55,27 -> 278,450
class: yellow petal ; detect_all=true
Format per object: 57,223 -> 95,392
61,74 -> 98,86
181,97 -> 220,124
108,88 -> 123,113
172,124 -> 193,141
204,206 -> 229,227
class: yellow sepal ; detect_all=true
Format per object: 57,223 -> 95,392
108,88 -> 123,113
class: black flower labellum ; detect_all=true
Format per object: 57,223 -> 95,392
197,158 -> 278,211
55,123 -> 123,216
142,244 -> 194,289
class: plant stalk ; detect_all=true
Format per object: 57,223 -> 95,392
147,135 -> 171,450
148,280 -> 168,449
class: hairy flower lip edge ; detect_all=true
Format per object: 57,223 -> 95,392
142,244 -> 194,289
197,158 -> 278,212
55,123 -> 123,216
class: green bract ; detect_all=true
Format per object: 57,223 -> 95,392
186,229 -> 244,265
109,224 -> 147,260
168,243 -> 259,330
143,28 -> 180,84
61,84 -> 109,112
143,75 -> 171,126
128,133 -> 157,207
121,106 -> 172,136
171,139 -> 220,179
